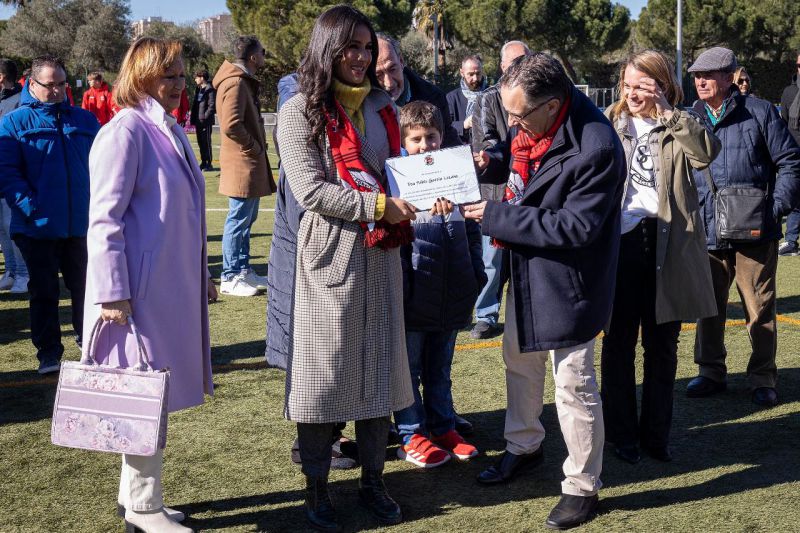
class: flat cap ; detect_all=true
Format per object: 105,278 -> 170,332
688,47 -> 738,73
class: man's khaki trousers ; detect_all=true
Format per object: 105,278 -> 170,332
502,289 -> 604,497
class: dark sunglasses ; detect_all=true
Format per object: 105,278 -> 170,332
737,78 -> 750,84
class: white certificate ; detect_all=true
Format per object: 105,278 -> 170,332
384,145 -> 481,210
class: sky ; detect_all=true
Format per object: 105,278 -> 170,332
0,0 -> 650,23
0,0 -> 230,24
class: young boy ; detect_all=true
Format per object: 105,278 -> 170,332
394,101 -> 487,468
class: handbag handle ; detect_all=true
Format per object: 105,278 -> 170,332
81,315 -> 154,372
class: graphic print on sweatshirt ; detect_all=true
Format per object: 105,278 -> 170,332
621,116 -> 659,233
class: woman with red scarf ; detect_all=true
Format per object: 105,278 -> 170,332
276,5 -> 416,531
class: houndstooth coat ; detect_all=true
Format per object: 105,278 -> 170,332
276,89 -> 413,424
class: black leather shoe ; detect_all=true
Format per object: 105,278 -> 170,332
387,425 -> 403,446
752,387 -> 778,407
545,494 -> 599,530
686,376 -> 726,398
454,413 -> 474,436
476,448 -> 544,485
643,444 -> 672,462
358,471 -> 402,525
613,444 -> 641,464
305,475 -> 340,532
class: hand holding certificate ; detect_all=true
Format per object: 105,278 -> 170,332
385,145 -> 481,211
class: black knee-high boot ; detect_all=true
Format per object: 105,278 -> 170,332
305,475 -> 340,532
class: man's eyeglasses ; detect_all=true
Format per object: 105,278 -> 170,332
508,97 -> 555,123
32,78 -> 67,91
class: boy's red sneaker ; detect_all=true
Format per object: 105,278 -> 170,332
397,434 -> 451,468
432,430 -> 479,461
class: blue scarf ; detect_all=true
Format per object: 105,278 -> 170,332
705,101 -> 727,126
460,78 -> 486,118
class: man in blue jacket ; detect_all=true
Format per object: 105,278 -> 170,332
0,55 -> 100,374
686,47 -> 800,407
464,53 -> 625,530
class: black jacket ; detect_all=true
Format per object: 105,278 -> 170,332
404,67 -> 460,148
780,75 -> 800,146
472,85 -> 510,185
480,86 -> 625,351
0,83 -> 21,120
445,87 -> 471,145
190,84 -> 216,126
693,87 -> 800,249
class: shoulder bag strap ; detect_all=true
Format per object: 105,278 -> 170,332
702,167 -> 718,196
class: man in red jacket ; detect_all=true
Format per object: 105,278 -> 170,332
81,72 -> 113,126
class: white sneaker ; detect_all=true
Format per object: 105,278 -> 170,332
778,240 -> 799,256
9,275 -> 28,293
0,272 -> 13,290
220,273 -> 259,296
241,268 -> 268,290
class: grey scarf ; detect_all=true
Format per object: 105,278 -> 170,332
460,78 -> 486,118
789,76 -> 800,131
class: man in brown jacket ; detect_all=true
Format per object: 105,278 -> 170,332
213,35 -> 275,296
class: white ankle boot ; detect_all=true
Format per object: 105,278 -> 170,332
124,508 -> 193,533
118,503 -> 185,522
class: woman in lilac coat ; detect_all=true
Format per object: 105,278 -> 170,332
83,38 -> 214,533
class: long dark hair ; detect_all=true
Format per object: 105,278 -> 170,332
297,5 -> 379,144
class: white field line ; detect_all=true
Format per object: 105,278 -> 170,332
206,208 -> 275,212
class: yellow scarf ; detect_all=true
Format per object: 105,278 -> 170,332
332,79 -> 371,135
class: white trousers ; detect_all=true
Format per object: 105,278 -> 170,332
502,289 -> 604,496
118,449 -> 164,511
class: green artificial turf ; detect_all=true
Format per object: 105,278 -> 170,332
1,133 -> 799,532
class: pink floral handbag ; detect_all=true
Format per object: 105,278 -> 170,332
51,316 -> 170,456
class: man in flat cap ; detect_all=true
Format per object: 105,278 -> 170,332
687,46 -> 800,406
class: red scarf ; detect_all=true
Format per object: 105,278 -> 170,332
504,94 -> 571,205
495,95 -> 571,248
325,100 -> 414,249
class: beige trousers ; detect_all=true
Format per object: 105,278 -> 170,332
118,449 -> 164,511
503,289 -> 604,496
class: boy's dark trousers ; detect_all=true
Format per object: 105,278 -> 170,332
600,219 -> 681,449
196,120 -> 213,167
13,235 -> 87,364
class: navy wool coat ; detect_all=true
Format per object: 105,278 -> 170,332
480,86 -> 625,351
